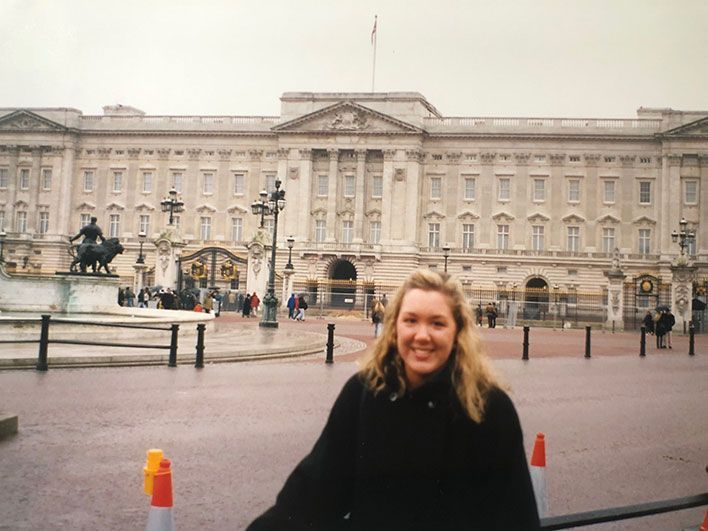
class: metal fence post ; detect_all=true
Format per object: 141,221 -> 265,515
585,325 -> 591,358
688,321 -> 695,356
195,323 -> 206,368
522,326 -> 529,360
325,323 -> 335,364
639,326 -> 646,357
168,324 -> 179,367
36,314 -> 50,371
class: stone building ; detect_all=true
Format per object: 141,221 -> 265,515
0,92 -> 706,328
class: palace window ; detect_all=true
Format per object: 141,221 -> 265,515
0,210 -> 4,231
315,220 -> 326,242
532,225 -> 545,251
464,178 -> 476,201
430,177 -> 442,200
139,215 -> 150,235
263,218 -> 274,234
602,227 -> 615,253
0,168 -> 8,188
344,175 -> 355,197
112,171 -> 123,192
462,224 -> 475,250
41,169 -> 52,190
603,180 -> 615,203
109,214 -> 121,238
265,174 -> 276,193
38,212 -> 49,234
233,173 -> 244,195
684,180 -> 698,204
568,179 -> 580,202
171,172 -> 183,193
142,171 -> 153,193
19,168 -> 30,190
79,214 -> 91,230
83,171 -> 94,192
533,179 -> 546,201
498,178 -> 510,201
172,216 -> 181,230
638,229 -> 651,255
372,175 -> 382,198
369,221 -> 381,244
231,217 -> 243,241
200,216 -> 211,240
341,220 -> 354,243
318,175 -> 328,196
16,211 -> 28,232
497,224 -> 509,250
428,223 -> 440,249
639,181 -> 651,204
567,226 -> 580,252
202,172 -> 214,195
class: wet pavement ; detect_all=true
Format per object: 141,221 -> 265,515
0,315 -> 706,530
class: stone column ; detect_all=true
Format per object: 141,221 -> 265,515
5,146 -> 19,231
325,148 -> 338,242
404,149 -> 423,247
297,149 -> 313,243
133,263 -> 148,292
353,149 -> 366,243
281,268 -> 295,308
381,149 -> 395,243
670,261 -> 696,332
604,268 -> 626,330
152,228 -> 186,290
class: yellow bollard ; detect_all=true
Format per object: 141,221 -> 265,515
143,449 -> 164,495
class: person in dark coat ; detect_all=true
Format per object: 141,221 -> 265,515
642,311 -> 654,335
242,293 -> 252,318
248,270 -> 540,531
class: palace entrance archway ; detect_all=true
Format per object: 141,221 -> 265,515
523,277 -> 549,320
330,259 -> 357,308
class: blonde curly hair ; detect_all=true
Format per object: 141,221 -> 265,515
361,269 -> 502,423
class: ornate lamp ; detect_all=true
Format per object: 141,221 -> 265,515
160,188 -> 184,226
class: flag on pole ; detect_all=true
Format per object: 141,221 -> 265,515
371,15 -> 377,44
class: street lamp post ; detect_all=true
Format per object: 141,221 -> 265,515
251,179 -> 286,328
552,284 -> 559,330
136,231 -> 147,264
160,188 -> 184,226
285,237 -> 295,270
0,229 -> 6,263
442,245 -> 451,273
671,217 -> 695,257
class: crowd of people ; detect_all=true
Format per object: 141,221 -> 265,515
286,293 -> 309,321
117,286 -> 223,315
643,308 -> 676,348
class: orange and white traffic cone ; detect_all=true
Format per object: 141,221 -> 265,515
699,509 -> 708,531
145,458 -> 174,531
530,432 -> 548,518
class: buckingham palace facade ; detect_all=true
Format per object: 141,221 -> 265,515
0,92 -> 706,325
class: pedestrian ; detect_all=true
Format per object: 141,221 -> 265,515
485,302 -> 496,328
287,293 -> 296,319
380,293 -> 388,308
655,310 -> 665,348
137,287 -> 147,308
475,303 -> 483,327
242,293 -> 252,318
124,286 -> 135,307
663,310 -> 675,349
203,290 -> 213,314
118,287 -> 125,306
251,292 -> 260,317
296,294 -> 307,321
213,291 -> 222,317
247,269 -> 540,530
159,288 -> 175,310
237,292 -> 245,313
371,297 -> 385,337
642,310 -> 654,335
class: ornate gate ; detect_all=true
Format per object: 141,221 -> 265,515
177,247 -> 247,293
622,275 -> 671,330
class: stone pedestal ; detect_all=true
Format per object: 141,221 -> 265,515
247,230 -> 270,299
604,268 -> 626,330
281,267 -> 295,307
670,261 -> 696,332
153,228 -> 185,290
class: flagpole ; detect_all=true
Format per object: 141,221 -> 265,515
371,15 -> 377,92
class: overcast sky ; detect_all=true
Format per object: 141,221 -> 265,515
2,0 -> 706,118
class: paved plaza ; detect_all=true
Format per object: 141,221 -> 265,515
0,316 -> 706,530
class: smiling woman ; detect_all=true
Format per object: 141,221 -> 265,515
248,270 -> 540,531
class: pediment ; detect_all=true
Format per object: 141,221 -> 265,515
423,209 -> 445,220
527,212 -> 550,222
597,214 -> 621,224
76,202 -> 96,211
272,101 -> 422,135
227,204 -> 248,214
492,211 -> 515,221
106,202 -> 125,211
632,215 -> 656,225
365,208 -> 382,217
196,204 -> 217,213
135,202 -> 155,212
311,207 -> 327,216
562,213 -> 586,223
0,110 -> 69,132
14,200 -> 29,208
457,210 -> 480,220
660,116 -> 708,137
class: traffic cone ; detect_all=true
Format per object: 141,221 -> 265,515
144,449 -> 164,495
145,458 -> 174,531
530,432 -> 548,518
699,509 -> 708,531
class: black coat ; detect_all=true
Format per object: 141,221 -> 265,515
248,367 -> 540,531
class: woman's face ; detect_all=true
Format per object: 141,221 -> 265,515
396,288 -> 457,389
